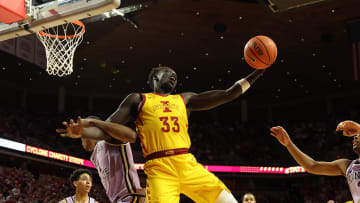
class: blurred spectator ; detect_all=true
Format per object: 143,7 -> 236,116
242,193 -> 256,203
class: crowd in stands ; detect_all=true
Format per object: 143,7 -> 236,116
0,165 -> 110,203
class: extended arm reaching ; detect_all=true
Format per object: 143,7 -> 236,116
87,118 -> 137,143
57,116 -> 137,143
182,69 -> 265,111
57,93 -> 141,140
270,126 -> 350,176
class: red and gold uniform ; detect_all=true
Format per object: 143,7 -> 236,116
136,93 -> 229,203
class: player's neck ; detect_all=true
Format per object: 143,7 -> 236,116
153,89 -> 171,95
74,191 -> 89,203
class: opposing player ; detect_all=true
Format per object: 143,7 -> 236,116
270,125 -> 359,202
62,66 -> 266,202
58,117 -> 145,203
59,169 -> 99,203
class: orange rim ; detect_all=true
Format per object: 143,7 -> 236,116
37,21 -> 85,39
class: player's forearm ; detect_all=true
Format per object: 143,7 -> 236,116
286,141 -> 319,173
89,120 -> 137,143
226,69 -> 266,99
189,70 -> 265,111
82,126 -> 110,141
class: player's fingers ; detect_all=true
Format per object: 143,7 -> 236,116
70,119 -> 75,125
270,127 -> 281,133
56,129 -> 67,133
343,130 -> 351,137
62,121 -> 69,127
60,133 -> 67,137
270,128 -> 277,134
270,126 -> 279,131
78,116 -> 82,125
270,132 -> 279,138
336,122 -> 344,131
343,130 -> 354,137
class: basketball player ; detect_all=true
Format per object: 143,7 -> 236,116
62,66 -> 266,202
58,117 -> 145,203
59,169 -> 99,203
270,125 -> 360,203
242,193 -> 256,203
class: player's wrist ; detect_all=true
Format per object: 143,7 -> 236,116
236,79 -> 251,93
81,119 -> 94,127
285,140 -> 293,148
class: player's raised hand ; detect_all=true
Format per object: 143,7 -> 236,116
56,116 -> 84,138
336,120 -> 360,137
270,126 -> 291,147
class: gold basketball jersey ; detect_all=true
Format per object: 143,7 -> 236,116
135,93 -> 191,157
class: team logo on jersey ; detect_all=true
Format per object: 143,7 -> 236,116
152,101 -> 179,112
160,101 -> 172,112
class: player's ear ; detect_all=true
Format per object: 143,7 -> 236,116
73,180 -> 78,187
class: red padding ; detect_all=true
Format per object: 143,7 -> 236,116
0,0 -> 26,24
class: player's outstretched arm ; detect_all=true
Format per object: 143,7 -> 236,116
57,116 -> 137,143
86,117 -> 137,143
270,126 -> 350,176
182,69 -> 265,111
57,93 -> 140,141
82,93 -> 140,139
57,117 -> 110,141
336,120 -> 360,137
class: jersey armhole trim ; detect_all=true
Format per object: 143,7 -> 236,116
138,93 -> 146,113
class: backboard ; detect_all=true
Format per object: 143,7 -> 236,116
0,0 -> 120,42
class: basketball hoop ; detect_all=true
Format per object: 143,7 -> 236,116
36,21 -> 85,77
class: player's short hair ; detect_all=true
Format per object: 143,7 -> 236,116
147,66 -> 172,90
69,169 -> 93,187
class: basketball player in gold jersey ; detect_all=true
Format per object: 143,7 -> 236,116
62,66 -> 266,202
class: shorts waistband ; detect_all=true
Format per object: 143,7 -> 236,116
145,148 -> 189,161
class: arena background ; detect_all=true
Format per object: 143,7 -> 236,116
0,0 -> 360,202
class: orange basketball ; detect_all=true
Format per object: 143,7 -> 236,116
244,35 -> 277,69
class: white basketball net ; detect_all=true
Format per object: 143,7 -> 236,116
36,21 -> 85,77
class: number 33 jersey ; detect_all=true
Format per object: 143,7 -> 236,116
135,93 -> 190,157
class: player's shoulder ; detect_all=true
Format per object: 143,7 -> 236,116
95,201 -> 100,203
336,158 -> 352,163
180,92 -> 197,103
126,92 -> 142,99
123,93 -> 142,104
58,200 -> 67,203
333,158 -> 352,175
334,158 -> 352,166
